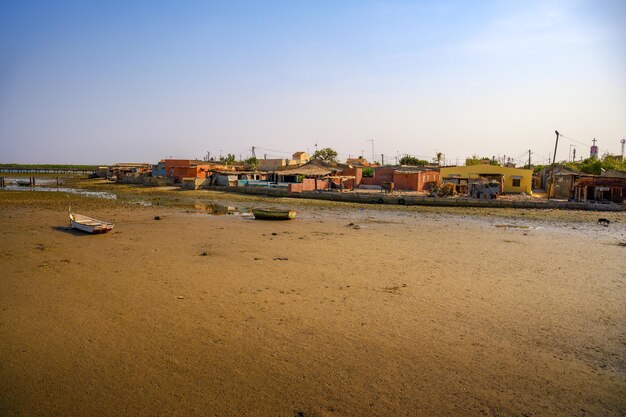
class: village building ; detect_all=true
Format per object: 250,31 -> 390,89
541,165 -> 582,199
257,151 -> 310,171
572,175 -> 626,203
601,169 -> 626,178
108,163 -> 152,181
257,158 -> 298,171
291,151 -> 310,164
439,164 -> 533,194
160,159 -> 235,182
360,166 -> 439,192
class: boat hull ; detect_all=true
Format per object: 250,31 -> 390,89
252,209 -> 296,220
69,213 -> 114,234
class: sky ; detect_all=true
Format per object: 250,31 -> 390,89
1,0 -> 625,165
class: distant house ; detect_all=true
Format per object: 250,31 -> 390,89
152,160 -> 166,177
292,151 -> 310,163
439,164 -> 532,194
601,169 -> 626,178
108,163 -> 152,180
163,159 -> 204,178
258,158 -> 298,171
258,152 -> 310,171
572,175 -> 626,203
359,166 -> 439,192
162,159 -> 233,181
541,165 -> 581,199
392,167 -> 440,192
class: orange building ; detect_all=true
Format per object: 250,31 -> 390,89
360,166 -> 439,192
163,159 -> 234,181
392,169 -> 439,192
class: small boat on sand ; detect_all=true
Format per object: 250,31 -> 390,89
252,209 -> 296,220
16,179 -> 31,186
69,213 -> 114,234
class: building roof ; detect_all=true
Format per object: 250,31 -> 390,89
574,176 -> 626,187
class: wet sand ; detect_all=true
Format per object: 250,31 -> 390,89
1,193 -> 625,416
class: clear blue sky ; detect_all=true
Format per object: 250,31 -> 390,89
1,0 -> 624,165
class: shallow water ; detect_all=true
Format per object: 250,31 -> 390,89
2,185 -> 117,199
2,177 -> 59,185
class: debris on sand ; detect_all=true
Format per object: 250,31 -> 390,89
495,224 -> 530,229
273,257 -> 288,261
154,216 -> 161,220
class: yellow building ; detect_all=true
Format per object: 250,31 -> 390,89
439,164 -> 533,194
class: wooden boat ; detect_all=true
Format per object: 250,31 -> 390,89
16,179 -> 31,186
252,209 -> 296,220
69,213 -> 114,233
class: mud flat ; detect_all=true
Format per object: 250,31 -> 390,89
1,190 -> 625,416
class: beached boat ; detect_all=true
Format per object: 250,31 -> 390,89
16,179 -> 31,186
69,213 -> 114,234
252,209 -> 296,220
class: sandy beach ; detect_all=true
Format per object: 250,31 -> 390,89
1,189 -> 625,416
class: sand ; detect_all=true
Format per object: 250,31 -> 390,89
1,191 -> 625,416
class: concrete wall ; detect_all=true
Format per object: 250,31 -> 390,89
181,178 -> 209,190
203,185 -> 625,211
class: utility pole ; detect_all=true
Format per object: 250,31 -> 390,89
573,148 -> 576,161
381,154 -> 384,165
367,139 -> 374,163
552,131 -> 559,165
549,130 -> 559,199
528,149 -> 531,169
251,146 -> 256,158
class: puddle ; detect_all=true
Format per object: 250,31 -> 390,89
1,177 -> 61,186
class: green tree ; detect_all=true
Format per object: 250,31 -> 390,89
560,154 -> 626,175
362,167 -> 374,177
220,153 -> 236,164
465,155 -> 500,166
244,157 -> 258,169
434,152 -> 443,165
399,155 -> 428,166
312,147 -> 338,162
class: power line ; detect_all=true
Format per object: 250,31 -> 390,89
558,133 -> 589,147
254,147 -> 293,155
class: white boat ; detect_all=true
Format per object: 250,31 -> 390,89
69,213 -> 114,234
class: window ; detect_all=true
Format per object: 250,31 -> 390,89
512,179 -> 521,187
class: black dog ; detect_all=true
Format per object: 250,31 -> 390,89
597,218 -> 611,226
